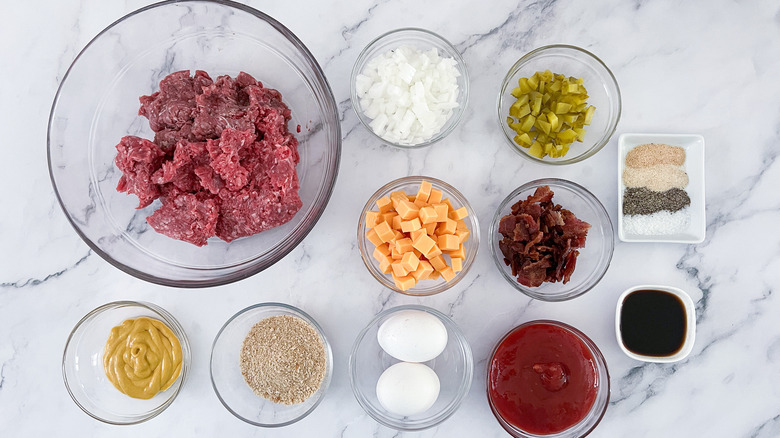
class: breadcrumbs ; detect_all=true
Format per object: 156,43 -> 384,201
239,315 -> 326,405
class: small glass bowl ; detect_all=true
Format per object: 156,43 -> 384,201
210,303 -> 333,427
349,305 -> 473,431
350,27 -> 470,148
62,301 -> 190,425
487,320 -> 610,438
358,176 -> 480,296
490,178 -> 614,301
498,45 -> 621,164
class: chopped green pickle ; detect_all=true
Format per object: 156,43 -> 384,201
505,70 -> 596,159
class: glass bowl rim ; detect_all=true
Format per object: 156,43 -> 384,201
489,178 -> 614,301
349,26 -> 470,149
496,44 -> 622,165
357,175 -> 481,296
348,304 -> 474,431
46,0 -> 341,288
61,300 -> 191,425
209,302 -> 334,428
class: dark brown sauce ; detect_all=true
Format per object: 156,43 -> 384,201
620,289 -> 687,357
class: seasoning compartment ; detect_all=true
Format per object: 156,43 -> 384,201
615,285 -> 696,363
617,133 -> 706,243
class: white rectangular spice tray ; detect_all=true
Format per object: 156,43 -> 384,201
617,133 -> 706,243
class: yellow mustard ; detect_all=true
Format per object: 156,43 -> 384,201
103,317 -> 183,400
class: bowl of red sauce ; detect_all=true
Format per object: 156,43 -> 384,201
487,320 -> 610,438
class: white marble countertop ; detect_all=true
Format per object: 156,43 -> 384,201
2,0 -> 779,436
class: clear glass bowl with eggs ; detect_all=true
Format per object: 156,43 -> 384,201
350,27 -> 470,148
348,305 -> 473,431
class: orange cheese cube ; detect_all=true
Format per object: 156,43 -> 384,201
429,255 -> 447,271
391,246 -> 403,260
400,218 -> 422,233
410,228 -> 427,243
433,203 -> 449,222
392,274 -> 416,291
373,247 -> 391,264
429,270 -> 441,280
366,210 -> 381,227
416,180 -> 432,203
418,206 -> 438,224
413,197 -> 427,208
393,230 -> 405,241
456,219 -> 468,230
366,228 -> 383,247
449,206 -> 468,220
379,257 -> 392,274
382,212 -> 398,225
390,190 -> 407,200
442,198 -> 454,210
447,243 -> 466,260
424,244 -> 442,259
391,261 -> 409,277
437,234 -> 460,251
412,233 -> 436,255
413,248 -> 422,258
395,238 -> 414,254
377,196 -> 393,213
392,214 -> 403,231
437,218 -> 457,235
423,221 -> 437,235
440,266 -> 456,282
455,229 -> 470,243
401,252 -> 420,272
428,188 -> 443,204
451,257 -> 463,272
396,200 -> 420,220
374,243 -> 390,256
374,222 -> 395,242
411,260 -> 434,281
407,194 -> 416,202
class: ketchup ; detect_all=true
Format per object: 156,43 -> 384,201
488,322 -> 598,435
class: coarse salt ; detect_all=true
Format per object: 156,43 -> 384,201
623,208 -> 691,235
355,45 -> 461,145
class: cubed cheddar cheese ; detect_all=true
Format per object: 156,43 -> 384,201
382,212 -> 397,225
428,188 -> 443,204
447,243 -> 466,260
400,218 -> 422,233
413,248 -> 422,258
429,255 -> 447,271
396,199 -> 420,220
412,233 -> 436,255
455,228 -> 470,243
395,237 -> 413,254
390,246 -> 403,260
401,252 -> 420,272
373,247 -> 391,264
418,206 -> 438,224
392,274 -> 416,291
413,197 -> 427,208
374,243 -> 390,256
416,180 -> 432,203
456,219 -> 468,231
411,260 -> 434,281
424,244 -> 442,259
442,198 -> 454,210
449,206 -> 469,220
393,230 -> 405,241
433,203 -> 449,222
366,210 -> 381,227
436,218 -> 457,235
428,270 -> 441,280
366,228 -> 383,247
392,214 -> 403,231
440,266 -> 456,282
437,234 -> 460,251
410,228 -> 427,243
423,221 -> 437,235
451,257 -> 463,272
377,196 -> 393,213
391,262 -> 409,277
379,257 -> 392,274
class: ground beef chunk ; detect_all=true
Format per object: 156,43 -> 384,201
114,70 -> 302,246
497,186 -> 591,287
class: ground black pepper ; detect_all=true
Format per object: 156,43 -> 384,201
623,187 -> 690,215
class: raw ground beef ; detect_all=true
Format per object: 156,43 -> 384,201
497,186 -> 590,287
114,70 -> 302,246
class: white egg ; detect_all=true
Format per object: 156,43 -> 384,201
376,362 -> 440,416
377,310 -> 448,362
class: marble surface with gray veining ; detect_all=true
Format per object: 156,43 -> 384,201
2,0 -> 780,436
